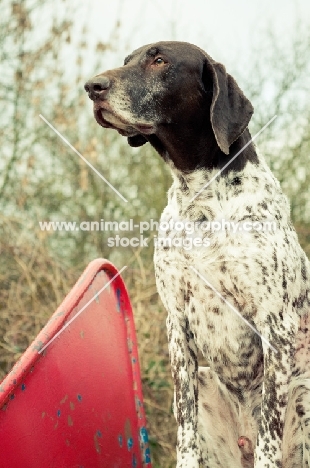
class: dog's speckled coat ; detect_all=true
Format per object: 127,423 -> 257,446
85,41 -> 310,467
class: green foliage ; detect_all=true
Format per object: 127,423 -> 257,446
241,23 -> 310,227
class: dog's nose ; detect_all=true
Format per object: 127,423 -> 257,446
84,76 -> 110,101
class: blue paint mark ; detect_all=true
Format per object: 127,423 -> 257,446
57,409 -> 61,417
127,437 -> 133,451
118,434 -> 123,447
77,394 -> 82,401
132,357 -> 137,363
140,427 -> 149,444
10,394 -> 15,400
33,340 -> 44,352
132,453 -> 137,467
21,383 -> 26,391
97,430 -> 102,437
116,288 -> 121,312
144,448 -> 151,463
135,397 -> 142,408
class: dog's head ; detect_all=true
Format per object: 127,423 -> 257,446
85,41 -> 253,159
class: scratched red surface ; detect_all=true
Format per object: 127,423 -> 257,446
0,259 -> 151,468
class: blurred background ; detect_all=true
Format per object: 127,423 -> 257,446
1,0 -> 310,465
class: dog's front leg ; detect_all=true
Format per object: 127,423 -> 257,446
167,313 -> 201,468
254,323 -> 296,468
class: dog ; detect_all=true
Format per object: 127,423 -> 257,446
85,41 -> 310,467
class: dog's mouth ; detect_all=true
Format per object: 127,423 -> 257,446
93,105 -> 155,137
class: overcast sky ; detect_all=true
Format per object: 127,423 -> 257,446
78,0 -> 309,72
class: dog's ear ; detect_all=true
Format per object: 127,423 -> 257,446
127,134 -> 148,147
203,59 -> 254,155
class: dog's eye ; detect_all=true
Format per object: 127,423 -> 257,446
154,57 -> 165,65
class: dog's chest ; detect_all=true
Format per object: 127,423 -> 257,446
154,216 -> 263,377
153,161 -> 291,385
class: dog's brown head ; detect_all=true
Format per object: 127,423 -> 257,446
85,41 -> 254,171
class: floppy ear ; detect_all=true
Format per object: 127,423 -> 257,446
203,59 -> 254,155
127,134 -> 148,147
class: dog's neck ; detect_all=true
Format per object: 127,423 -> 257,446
147,126 -> 259,175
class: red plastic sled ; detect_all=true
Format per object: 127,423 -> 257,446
0,259 -> 152,468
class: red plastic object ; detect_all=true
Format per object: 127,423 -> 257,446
0,259 -> 152,468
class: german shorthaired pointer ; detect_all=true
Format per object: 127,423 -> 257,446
85,41 -> 310,467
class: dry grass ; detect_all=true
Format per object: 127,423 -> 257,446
0,217 -> 76,376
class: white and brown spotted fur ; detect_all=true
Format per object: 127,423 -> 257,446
85,41 -> 310,467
